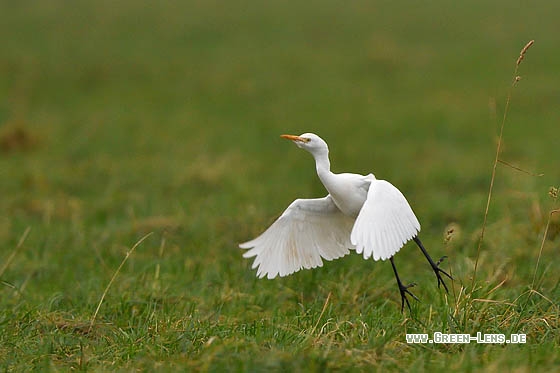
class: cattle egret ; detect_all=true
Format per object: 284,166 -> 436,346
240,133 -> 452,311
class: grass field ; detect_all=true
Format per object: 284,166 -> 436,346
1,1 -> 559,371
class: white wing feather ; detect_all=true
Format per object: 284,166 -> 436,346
240,196 -> 355,279
351,180 -> 420,261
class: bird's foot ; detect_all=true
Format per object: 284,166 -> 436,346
398,282 -> 419,313
432,256 -> 453,293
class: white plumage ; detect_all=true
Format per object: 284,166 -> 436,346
240,133 -> 420,279
351,179 -> 420,261
240,196 -> 355,279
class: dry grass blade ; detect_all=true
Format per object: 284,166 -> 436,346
531,207 -> 560,290
88,232 -> 153,333
0,227 -> 31,278
497,159 -> 544,176
152,236 -> 166,293
528,289 -> 558,308
485,277 -> 508,297
311,292 -> 332,338
472,298 -> 516,307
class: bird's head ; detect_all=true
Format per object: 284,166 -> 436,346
280,133 -> 328,155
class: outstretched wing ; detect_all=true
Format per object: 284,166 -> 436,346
240,196 -> 355,279
350,179 -> 420,261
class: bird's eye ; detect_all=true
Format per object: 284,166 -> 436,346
302,137 -> 311,143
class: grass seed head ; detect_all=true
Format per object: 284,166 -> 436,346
516,40 -> 534,66
548,186 -> 558,200
443,222 -> 461,245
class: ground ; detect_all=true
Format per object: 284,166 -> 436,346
1,1 -> 559,371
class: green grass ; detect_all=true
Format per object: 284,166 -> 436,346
1,0 -> 559,371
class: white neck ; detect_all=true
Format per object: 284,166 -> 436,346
311,149 -> 332,184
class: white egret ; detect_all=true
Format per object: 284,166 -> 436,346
240,133 -> 451,311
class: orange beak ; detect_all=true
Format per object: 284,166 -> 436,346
281,134 -> 309,143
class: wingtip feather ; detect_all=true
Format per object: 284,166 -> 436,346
240,238 -> 258,249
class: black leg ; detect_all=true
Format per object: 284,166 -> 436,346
390,256 -> 419,312
413,236 -> 453,292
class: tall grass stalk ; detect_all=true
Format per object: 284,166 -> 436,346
470,40 -> 534,289
466,40 -> 534,325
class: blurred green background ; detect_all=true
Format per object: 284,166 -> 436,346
1,0 -> 559,370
